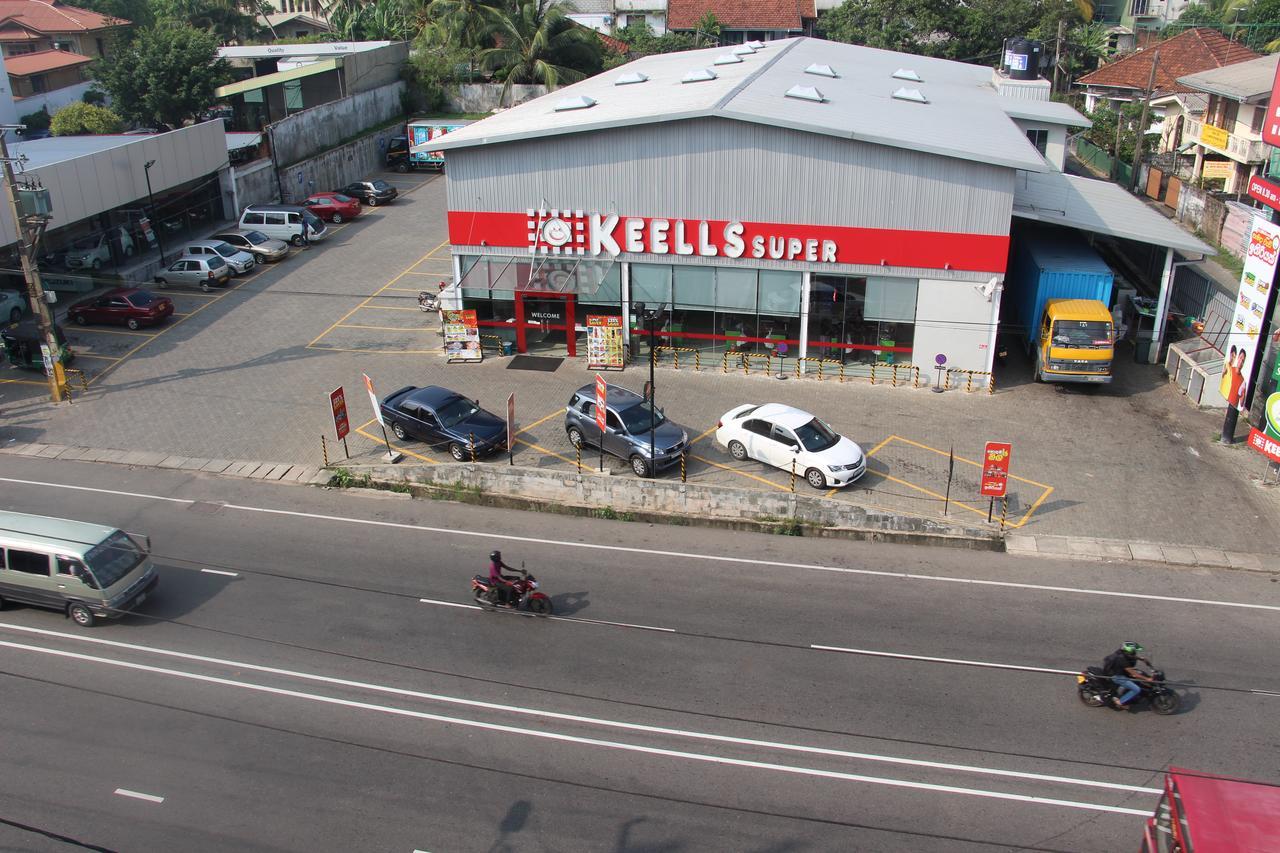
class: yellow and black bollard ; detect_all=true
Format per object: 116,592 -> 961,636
999,496 -> 1009,532
680,450 -> 687,483
321,435 -> 329,467
576,441 -> 582,472
469,433 -> 477,463
789,458 -> 797,492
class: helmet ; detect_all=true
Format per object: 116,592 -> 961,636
1121,642 -> 1144,655
489,550 -> 501,561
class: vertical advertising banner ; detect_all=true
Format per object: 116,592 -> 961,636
1262,59 -> 1280,148
586,315 -> 625,369
594,374 -> 608,433
979,441 -> 1012,498
1222,217 -> 1280,410
329,386 -> 350,440
442,309 -> 482,362
362,373 -> 384,426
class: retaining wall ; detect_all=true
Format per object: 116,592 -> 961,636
267,80 -> 406,168
445,82 -> 546,113
277,123 -> 405,204
230,158 -> 279,211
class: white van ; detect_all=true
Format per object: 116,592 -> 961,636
0,511 -> 158,627
238,205 -> 328,247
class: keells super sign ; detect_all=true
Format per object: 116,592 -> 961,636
980,442 -> 1012,498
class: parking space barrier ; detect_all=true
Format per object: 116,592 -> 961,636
795,357 -> 845,381
944,368 -> 994,394
480,334 -> 506,357
789,458 -> 797,492
63,366 -> 88,393
999,495 -> 1010,531
653,345 -> 701,371
742,352 -> 773,376
321,435 -> 329,467
468,432 -> 477,463
575,441 -> 582,473
680,450 -> 687,483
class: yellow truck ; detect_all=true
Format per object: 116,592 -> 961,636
1034,299 -> 1115,383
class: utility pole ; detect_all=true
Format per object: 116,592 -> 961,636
0,126 -> 62,403
1130,50 -> 1160,192
1052,18 -> 1066,95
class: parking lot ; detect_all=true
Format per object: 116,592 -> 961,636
1,166 -> 1277,551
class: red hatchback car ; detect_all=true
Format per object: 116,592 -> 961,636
302,192 -> 361,223
67,287 -> 174,330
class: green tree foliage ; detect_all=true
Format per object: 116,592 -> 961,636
68,0 -> 154,28
151,0 -> 259,43
329,0 -> 417,40
480,0 -> 599,104
612,21 -> 700,56
1061,20 -> 1110,78
816,0 -> 956,55
19,108 -> 51,132
423,0 -> 503,79
1084,101 -> 1152,163
91,24 -> 231,129
50,102 -> 125,135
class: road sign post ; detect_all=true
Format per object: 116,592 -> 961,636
933,353 -> 947,393
507,392 -> 515,465
595,374 -> 607,473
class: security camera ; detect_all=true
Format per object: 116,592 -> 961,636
974,277 -> 999,302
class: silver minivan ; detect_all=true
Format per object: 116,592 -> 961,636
0,511 -> 159,626
181,239 -> 255,274
238,205 -> 328,246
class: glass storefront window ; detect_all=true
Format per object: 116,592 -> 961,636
631,263 -> 672,307
807,274 -> 917,365
757,270 -> 801,359
672,266 -> 715,347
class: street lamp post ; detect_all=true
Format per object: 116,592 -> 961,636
143,159 -> 165,264
634,301 -> 661,476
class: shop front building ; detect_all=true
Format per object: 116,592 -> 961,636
427,37 -> 1087,375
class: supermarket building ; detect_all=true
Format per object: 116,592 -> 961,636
423,37 -> 1209,373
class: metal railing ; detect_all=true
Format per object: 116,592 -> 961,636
653,345 -> 701,371
944,368 -> 995,394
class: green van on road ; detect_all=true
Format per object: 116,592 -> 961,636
0,511 -> 158,627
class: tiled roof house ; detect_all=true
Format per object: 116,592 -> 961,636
667,0 -> 815,42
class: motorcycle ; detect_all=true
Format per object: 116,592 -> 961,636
471,565 -> 553,616
1077,663 -> 1181,715
418,291 -> 440,312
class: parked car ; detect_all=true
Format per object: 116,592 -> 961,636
302,192 -> 361,224
380,385 -> 506,461
335,180 -> 398,206
564,383 -> 688,478
210,229 -> 289,263
65,227 -> 135,270
0,287 -> 24,325
239,205 -> 328,246
66,287 -> 173,331
715,403 -> 866,489
180,239 -> 255,275
154,255 -> 231,291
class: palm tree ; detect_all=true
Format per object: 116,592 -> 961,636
427,0 -> 502,81
480,0 -> 594,106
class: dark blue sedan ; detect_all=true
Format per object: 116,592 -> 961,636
380,385 -> 506,461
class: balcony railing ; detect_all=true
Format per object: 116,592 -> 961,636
1185,117 -> 1267,163
614,0 -> 666,10
1129,0 -> 1167,18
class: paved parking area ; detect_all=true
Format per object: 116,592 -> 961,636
1,166 -> 1277,552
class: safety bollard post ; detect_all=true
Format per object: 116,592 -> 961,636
576,441 -> 582,472
321,435 -> 329,467
680,450 -> 687,483
789,457 -> 796,492
469,433 -> 477,463
999,496 -> 1009,532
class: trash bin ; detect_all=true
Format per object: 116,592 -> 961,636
502,341 -> 515,356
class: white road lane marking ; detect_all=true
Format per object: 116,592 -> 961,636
418,597 -> 477,609
114,788 -> 164,803
1252,689 -> 1280,697
812,645 -> 1079,675
0,639 -> 1152,817
418,597 -> 675,632
0,623 -> 1159,796
0,475 -> 1273,614
200,568 -> 239,577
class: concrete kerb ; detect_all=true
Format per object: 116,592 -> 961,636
330,461 -> 1005,551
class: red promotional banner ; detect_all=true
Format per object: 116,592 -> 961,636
1248,175 -> 1280,211
594,374 -> 607,432
329,386 -> 350,440
1262,60 -> 1280,147
979,441 -> 1012,498
1248,427 -> 1280,463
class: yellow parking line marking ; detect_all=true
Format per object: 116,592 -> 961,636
356,305 -> 423,312
336,323 -> 433,332
353,425 -> 439,464
386,287 -> 427,293
308,242 -> 446,347
404,270 -> 452,277
689,454 -> 792,492
67,353 -> 121,361
687,424 -> 718,446
825,487 -> 838,497
1008,485 -> 1054,529
70,327 -> 154,338
515,437 -> 583,469
515,408 -> 564,436
305,344 -> 439,355
864,435 -> 896,456
0,376 -> 50,386
885,434 -> 1050,489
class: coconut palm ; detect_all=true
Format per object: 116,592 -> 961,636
426,0 -> 502,81
479,0 -> 594,106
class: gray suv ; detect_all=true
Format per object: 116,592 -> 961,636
565,383 -> 689,477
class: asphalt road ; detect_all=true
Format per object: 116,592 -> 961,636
0,456 -> 1277,852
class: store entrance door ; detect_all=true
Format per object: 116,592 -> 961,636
515,291 -> 576,357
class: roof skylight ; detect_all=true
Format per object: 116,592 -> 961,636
682,68 -> 718,83
746,40 -> 765,49
615,71 -> 649,85
785,85 -> 826,103
805,63 -> 837,78
732,45 -> 757,56
892,68 -> 922,82
714,54 -> 743,65
891,87 -> 927,103
554,95 -> 597,111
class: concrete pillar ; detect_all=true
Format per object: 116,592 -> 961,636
1152,247 -> 1175,364
798,269 -> 811,370
620,261 -> 631,347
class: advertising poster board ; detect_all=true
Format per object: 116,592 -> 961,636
587,315 -> 625,370
1222,217 -> 1280,411
979,441 -> 1012,498
329,386 -> 350,440
442,309 -> 482,362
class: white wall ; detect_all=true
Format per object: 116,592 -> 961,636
912,277 -> 998,374
12,81 -> 97,121
0,51 -> 19,126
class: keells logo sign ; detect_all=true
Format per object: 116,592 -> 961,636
529,208 -> 589,255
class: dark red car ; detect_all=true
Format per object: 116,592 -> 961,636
302,192 -> 362,223
67,287 -> 174,330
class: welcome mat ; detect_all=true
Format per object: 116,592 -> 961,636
507,355 -> 563,372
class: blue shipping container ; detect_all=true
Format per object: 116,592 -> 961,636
1007,227 -> 1114,345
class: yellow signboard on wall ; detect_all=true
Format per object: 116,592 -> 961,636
1202,160 -> 1234,180
1200,123 -> 1230,150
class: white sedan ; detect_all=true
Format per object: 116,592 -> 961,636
715,403 -> 867,489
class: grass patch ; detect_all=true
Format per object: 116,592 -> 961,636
774,518 -> 805,536
328,467 -> 372,488
592,507 -> 636,522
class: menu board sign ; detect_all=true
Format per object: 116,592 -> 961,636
587,315 -> 625,369
442,309 -> 482,362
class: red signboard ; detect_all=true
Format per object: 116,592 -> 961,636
1248,174 -> 1280,211
594,374 -> 607,433
329,386 -> 350,440
979,441 -> 1012,498
1248,427 -> 1280,463
1262,61 -> 1280,147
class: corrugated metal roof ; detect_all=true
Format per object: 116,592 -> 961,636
422,37 -> 1084,173
1177,53 -> 1280,103
1012,170 -> 1212,255
214,57 -> 339,98
1001,98 -> 1091,128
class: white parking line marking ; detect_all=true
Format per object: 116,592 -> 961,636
811,645 -> 1078,675
200,568 -> 239,577
1,476 -> 1275,613
0,624 -> 1160,796
114,788 -> 164,803
0,639 -> 1151,816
